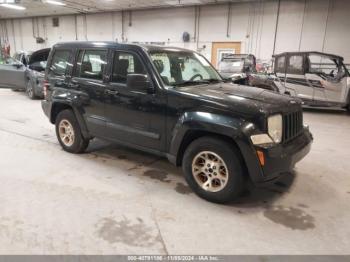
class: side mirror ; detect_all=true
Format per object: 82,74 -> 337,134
127,74 -> 153,93
13,62 -> 23,69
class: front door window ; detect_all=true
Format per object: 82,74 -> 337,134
308,55 -> 345,81
112,51 -> 146,84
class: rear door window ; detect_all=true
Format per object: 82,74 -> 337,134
287,55 -> 304,74
74,50 -> 107,80
49,50 -> 71,76
275,56 -> 286,73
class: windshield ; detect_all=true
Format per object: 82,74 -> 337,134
29,50 -> 50,72
218,59 -> 244,73
30,61 -> 47,72
149,50 -> 222,86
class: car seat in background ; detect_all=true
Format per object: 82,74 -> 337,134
153,59 -> 170,85
81,61 -> 93,78
113,59 -> 129,83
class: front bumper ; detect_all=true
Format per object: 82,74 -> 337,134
248,127 -> 313,185
34,81 -> 44,98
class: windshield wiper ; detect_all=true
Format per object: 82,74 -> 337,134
174,79 -> 223,87
205,78 -> 224,83
174,80 -> 209,86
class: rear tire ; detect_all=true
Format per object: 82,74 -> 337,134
55,109 -> 89,153
182,136 -> 244,203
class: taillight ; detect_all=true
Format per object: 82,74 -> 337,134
43,80 -> 50,98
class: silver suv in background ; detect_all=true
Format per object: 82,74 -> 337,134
0,48 -> 50,99
0,53 -> 27,90
218,54 -> 279,92
13,51 -> 32,67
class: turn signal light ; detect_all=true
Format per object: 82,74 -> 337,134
43,80 -> 50,98
256,150 -> 265,166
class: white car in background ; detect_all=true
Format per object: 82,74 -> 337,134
270,51 -> 350,111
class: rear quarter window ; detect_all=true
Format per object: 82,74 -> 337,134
49,50 -> 71,76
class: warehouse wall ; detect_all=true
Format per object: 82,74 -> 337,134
1,0 -> 350,62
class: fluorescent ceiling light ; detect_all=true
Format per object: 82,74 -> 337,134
46,0 -> 66,6
165,0 -> 206,5
0,0 -> 15,3
0,4 -> 26,10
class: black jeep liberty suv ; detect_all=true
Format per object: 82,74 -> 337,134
41,42 -> 313,203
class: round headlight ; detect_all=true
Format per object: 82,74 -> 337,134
268,114 -> 282,143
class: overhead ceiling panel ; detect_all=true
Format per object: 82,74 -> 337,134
0,0 -> 258,19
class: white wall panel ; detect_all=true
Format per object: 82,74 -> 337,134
199,4 -> 229,42
86,13 -> 114,41
299,0 -> 329,52
274,0 -> 306,54
125,7 -> 195,44
256,1 -> 278,60
230,2 -> 251,41
20,18 -> 41,51
323,0 -> 350,61
44,16 -> 77,46
1,0 -> 349,63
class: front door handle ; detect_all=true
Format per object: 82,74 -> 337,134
55,80 -> 66,87
68,80 -> 80,89
105,89 -> 119,96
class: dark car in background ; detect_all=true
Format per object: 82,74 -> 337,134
218,54 -> 256,85
41,42 -> 313,203
25,48 -> 51,99
0,48 -> 50,99
218,53 -> 278,91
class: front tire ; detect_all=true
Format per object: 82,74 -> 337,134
55,109 -> 89,153
182,137 -> 244,203
26,80 -> 36,99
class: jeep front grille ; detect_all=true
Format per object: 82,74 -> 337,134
282,111 -> 303,142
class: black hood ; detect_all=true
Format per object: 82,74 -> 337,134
175,82 -> 302,116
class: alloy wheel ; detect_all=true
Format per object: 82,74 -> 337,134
191,151 -> 229,192
58,119 -> 75,147
26,82 -> 33,98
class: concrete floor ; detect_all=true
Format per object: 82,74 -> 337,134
0,88 -> 349,255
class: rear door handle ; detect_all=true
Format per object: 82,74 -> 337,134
105,89 -> 119,96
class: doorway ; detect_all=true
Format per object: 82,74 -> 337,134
211,42 -> 241,69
